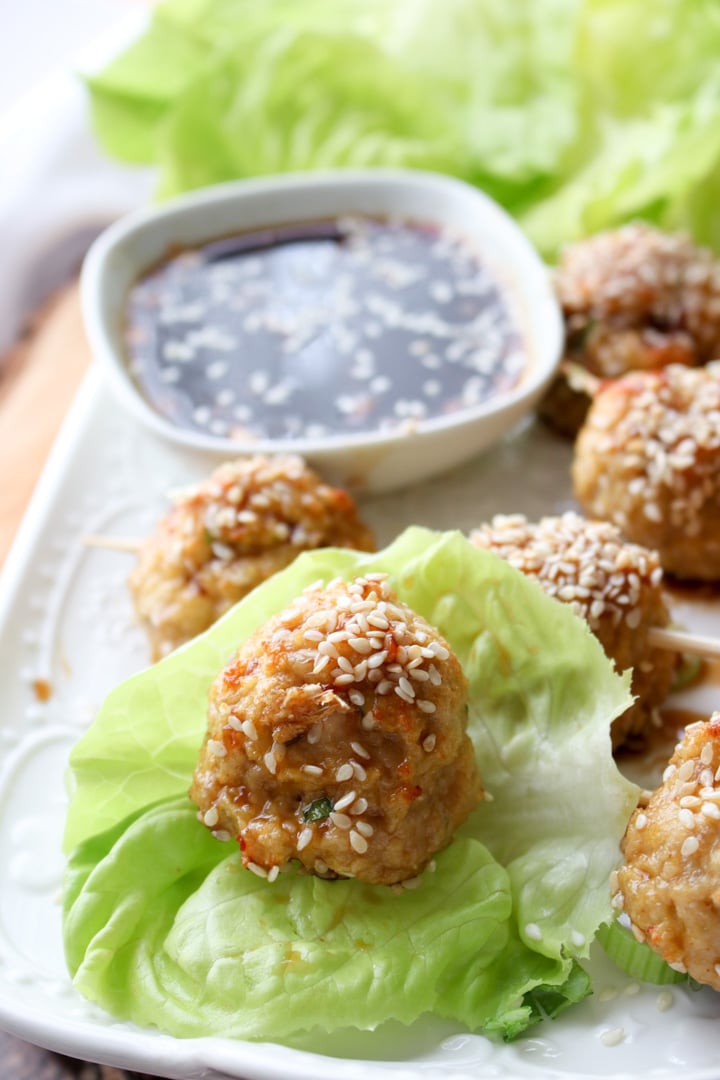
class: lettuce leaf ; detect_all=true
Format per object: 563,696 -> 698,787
84,0 -> 720,256
63,527 -> 637,1041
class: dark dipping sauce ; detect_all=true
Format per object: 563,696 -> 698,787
125,215 -> 526,442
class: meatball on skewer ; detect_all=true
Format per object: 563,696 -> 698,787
470,512 -> 678,750
573,363 -> 720,580
129,454 -> 374,659
616,714 -> 720,989
541,224 -> 720,436
191,573 -> 482,885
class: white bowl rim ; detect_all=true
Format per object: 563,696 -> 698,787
81,167 -> 563,457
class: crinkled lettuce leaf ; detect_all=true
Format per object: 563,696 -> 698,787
63,527 -> 636,1041
85,0 -> 720,256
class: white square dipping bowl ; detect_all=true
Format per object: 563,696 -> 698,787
81,168 -> 562,493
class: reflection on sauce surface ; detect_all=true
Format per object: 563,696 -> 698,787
125,215 -> 525,442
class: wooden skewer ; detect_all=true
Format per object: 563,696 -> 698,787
79,533 -> 720,661
648,625 -> 720,662
559,360 -> 601,397
81,534 -> 143,553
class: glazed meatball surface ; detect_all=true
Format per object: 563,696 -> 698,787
191,573 -> 482,885
617,715 -> 720,989
129,455 -> 374,659
469,512 -> 677,749
573,364 -> 720,580
541,224 -> 720,436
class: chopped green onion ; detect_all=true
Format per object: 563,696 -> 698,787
597,918 -> 688,985
303,797 -> 333,823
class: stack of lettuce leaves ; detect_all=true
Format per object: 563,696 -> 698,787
86,0 -> 720,257
63,528 -> 639,1042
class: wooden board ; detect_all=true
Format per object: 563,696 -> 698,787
0,282 -> 91,564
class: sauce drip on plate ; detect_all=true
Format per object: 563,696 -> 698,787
125,215 -> 526,441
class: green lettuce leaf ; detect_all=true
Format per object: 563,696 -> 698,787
63,527 -> 637,1041
84,0 -> 720,256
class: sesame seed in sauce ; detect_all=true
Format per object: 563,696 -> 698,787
333,790 -> 357,812
207,738 -> 227,758
297,828 -> 313,851
600,1028 -> 626,1048
127,216 -> 524,442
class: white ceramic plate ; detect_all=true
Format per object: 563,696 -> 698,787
2,25 -> 720,1080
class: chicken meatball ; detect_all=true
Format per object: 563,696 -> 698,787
129,455 -> 374,659
616,714 -> 720,989
573,364 -> 720,580
469,513 -> 677,750
540,224 -> 720,436
191,573 -> 482,885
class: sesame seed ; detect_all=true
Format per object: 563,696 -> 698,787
702,801 -> 720,819
211,829 -> 231,842
681,836 -> 700,857
336,764 -> 354,782
333,790 -> 357,811
301,764 -> 323,777
207,739 -> 227,758
401,876 -> 421,890
352,761 -> 368,781
678,808 -> 695,829
247,862 -> 268,879
600,1028 -> 626,1048
701,743 -> 714,765
203,807 -> 219,827
355,820 -> 374,837
351,797 -> 369,814
635,813 -> 648,830
678,760 -> 695,782
349,830 -> 369,854
422,734 -> 437,752
297,828 -> 313,851
330,811 -> 352,829
418,700 -> 437,714
264,750 -> 278,774
267,865 -> 280,883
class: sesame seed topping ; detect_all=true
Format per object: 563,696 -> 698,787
635,813 -> 648,830
422,734 -> 437,752
350,741 -> 370,760
351,797 -> 369,814
301,764 -> 323,777
349,830 -> 369,854
264,750 -> 278,775
335,764 -> 354,782
203,807 -> 219,827
330,811 -> 352,830
297,827 -> 313,851
355,820 -> 374,837
207,739 -> 227,758
656,991 -> 674,1013
333,790 -> 357,812
247,862 -> 268,879
681,835 -> 700,857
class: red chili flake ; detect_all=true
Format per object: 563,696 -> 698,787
400,784 -> 423,803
